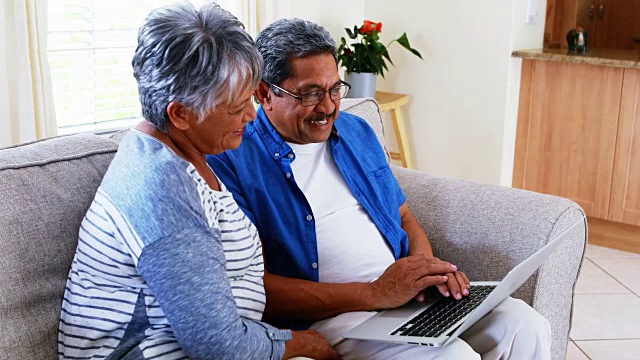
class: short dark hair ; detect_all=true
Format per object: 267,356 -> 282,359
132,3 -> 262,133
256,18 -> 337,92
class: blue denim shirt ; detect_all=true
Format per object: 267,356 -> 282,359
207,107 -> 409,329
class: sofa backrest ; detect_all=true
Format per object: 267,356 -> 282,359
0,133 -> 120,359
341,97 -> 389,161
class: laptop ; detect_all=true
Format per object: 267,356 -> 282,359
343,215 -> 585,347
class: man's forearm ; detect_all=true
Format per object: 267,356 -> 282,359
262,273 -> 377,321
400,203 -> 433,256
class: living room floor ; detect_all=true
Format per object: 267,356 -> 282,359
566,244 -> 640,360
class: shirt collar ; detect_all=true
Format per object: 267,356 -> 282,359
253,106 -> 341,160
253,106 -> 293,160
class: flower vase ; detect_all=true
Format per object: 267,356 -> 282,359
344,72 -> 377,99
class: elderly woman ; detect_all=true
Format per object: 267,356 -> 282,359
57,3 -> 338,360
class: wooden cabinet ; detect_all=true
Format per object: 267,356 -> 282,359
609,68 -> 640,225
514,60 -> 640,226
592,0 -> 640,49
513,59 -> 622,219
545,0 -> 640,49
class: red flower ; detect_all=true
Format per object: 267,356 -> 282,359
359,20 -> 379,35
338,19 -> 422,77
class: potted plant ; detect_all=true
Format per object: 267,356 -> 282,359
338,20 -> 423,98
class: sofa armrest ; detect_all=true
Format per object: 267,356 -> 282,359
391,166 -> 587,360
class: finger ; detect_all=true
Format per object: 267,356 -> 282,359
445,272 -> 462,300
424,261 -> 457,276
402,258 -> 448,272
389,256 -> 445,271
415,275 -> 448,290
455,272 -> 470,296
436,283 -> 450,297
415,292 -> 426,302
459,271 -> 471,286
407,264 -> 457,286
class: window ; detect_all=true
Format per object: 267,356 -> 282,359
47,0 -> 251,135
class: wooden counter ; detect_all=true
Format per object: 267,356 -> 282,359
511,49 -> 640,239
512,48 -> 640,69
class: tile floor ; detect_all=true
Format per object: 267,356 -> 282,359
566,244 -> 640,360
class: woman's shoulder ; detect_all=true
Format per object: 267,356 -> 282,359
99,132 -> 206,236
109,131 -> 192,189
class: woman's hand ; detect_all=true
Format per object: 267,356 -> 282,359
283,330 -> 341,360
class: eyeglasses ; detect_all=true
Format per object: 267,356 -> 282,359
266,80 -> 351,107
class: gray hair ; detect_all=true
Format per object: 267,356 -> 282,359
132,2 -> 262,133
256,18 -> 337,91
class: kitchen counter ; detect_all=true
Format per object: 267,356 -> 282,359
512,48 -> 640,69
512,48 -> 640,229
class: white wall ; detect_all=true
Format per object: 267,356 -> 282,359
270,0 -> 365,43
271,0 -> 547,186
501,0 -> 548,186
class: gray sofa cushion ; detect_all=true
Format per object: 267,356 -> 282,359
340,98 -> 387,155
0,133 -> 119,359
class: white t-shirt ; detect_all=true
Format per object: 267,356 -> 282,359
287,141 -> 396,344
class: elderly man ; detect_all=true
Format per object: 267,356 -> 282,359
207,18 -> 551,359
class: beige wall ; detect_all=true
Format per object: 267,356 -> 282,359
271,0 -> 547,186
270,0 -> 365,41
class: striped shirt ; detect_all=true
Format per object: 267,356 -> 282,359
58,130 -> 290,360
189,165 -> 266,320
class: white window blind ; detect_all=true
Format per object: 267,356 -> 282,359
47,0 -> 252,135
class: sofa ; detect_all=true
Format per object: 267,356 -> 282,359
0,97 -> 586,360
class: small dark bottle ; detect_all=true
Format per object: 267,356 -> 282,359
566,26 -> 588,54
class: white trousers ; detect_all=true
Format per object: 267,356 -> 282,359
312,297 -> 552,360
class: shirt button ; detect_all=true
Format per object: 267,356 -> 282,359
288,153 -> 294,158
286,173 -> 292,178
306,215 -> 313,221
312,262 -> 318,269
274,152 -> 280,157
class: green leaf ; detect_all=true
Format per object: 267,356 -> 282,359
396,33 -> 424,60
408,47 -> 423,59
396,32 -> 410,47
380,47 -> 394,66
367,45 -> 383,75
347,25 -> 359,40
345,27 -> 356,39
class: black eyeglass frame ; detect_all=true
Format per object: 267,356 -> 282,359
265,80 -> 351,107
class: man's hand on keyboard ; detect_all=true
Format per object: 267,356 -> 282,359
411,255 -> 470,302
370,254 -> 457,309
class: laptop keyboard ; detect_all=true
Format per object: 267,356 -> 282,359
390,285 -> 497,338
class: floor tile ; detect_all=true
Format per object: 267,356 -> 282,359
586,244 -> 640,260
575,339 -> 640,360
590,258 -> 640,294
570,294 -> 640,340
575,259 -> 630,294
566,341 -> 589,360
